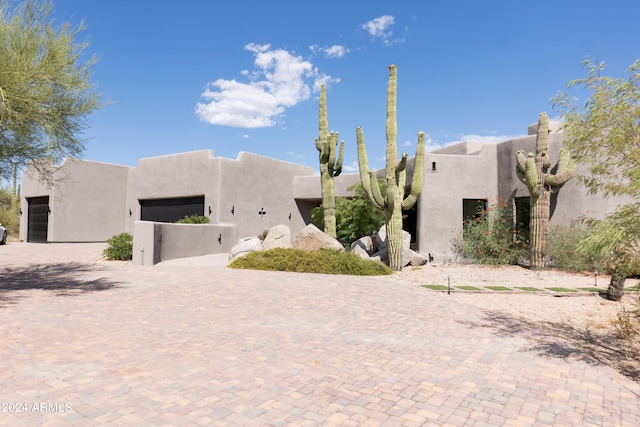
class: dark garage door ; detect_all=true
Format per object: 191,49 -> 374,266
27,196 -> 50,242
139,196 -> 205,223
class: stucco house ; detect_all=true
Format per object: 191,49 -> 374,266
20,120 -> 622,264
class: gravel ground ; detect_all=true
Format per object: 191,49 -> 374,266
391,263 -> 640,382
390,263 -> 635,328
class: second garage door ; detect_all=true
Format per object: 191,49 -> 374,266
139,196 -> 205,223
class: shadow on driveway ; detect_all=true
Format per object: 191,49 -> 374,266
460,310 -> 640,385
0,262 -> 122,305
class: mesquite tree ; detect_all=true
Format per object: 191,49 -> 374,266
0,0 -> 103,183
315,84 -> 344,238
552,57 -> 640,300
516,112 -> 576,270
356,65 -> 425,271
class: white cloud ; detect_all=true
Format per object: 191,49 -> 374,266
362,15 -> 402,46
286,151 -> 305,159
342,160 -> 360,173
363,15 -> 394,37
196,43 -> 338,128
310,44 -> 349,58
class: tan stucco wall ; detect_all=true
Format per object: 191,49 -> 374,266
214,152 -> 314,239
20,159 -> 129,242
123,150 -> 315,242
418,144 -> 499,260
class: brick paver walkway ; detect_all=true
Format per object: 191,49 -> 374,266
1,243 -> 639,426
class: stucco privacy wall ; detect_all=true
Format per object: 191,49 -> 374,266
132,221 -> 237,265
20,159 -> 129,242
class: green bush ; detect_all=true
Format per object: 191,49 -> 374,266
0,187 -> 20,239
311,181 -> 386,249
453,199 -> 528,265
103,233 -> 133,260
176,214 -> 210,224
547,223 -> 603,272
229,247 -> 392,276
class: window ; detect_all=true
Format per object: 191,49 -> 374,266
462,199 -> 488,225
514,197 -> 530,243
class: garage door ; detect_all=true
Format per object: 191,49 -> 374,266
139,196 -> 205,223
27,196 -> 50,242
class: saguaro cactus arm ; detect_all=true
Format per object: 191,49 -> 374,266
545,147 -> 577,188
332,133 -> 345,177
516,150 -> 540,197
356,126 -> 386,210
402,132 -> 426,210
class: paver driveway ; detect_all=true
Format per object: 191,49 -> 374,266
1,243 -> 639,426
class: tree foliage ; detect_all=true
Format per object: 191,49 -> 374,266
552,57 -> 640,198
311,180 -> 386,249
0,0 -> 103,181
552,57 -> 640,299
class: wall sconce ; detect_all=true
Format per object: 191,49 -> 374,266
289,213 -> 291,220
208,206 -> 212,215
231,205 -> 235,215
258,208 -> 266,218
218,234 -> 222,244
129,209 -> 132,217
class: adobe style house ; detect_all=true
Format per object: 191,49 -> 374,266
20,120 -> 622,264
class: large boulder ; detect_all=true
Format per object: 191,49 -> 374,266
375,225 -> 412,265
293,224 -> 344,252
229,237 -> 263,261
262,224 -> 292,250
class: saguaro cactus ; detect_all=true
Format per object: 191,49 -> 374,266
315,84 -> 344,238
516,112 -> 577,269
356,65 -> 425,271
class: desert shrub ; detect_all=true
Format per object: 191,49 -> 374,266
454,199 -> 528,265
547,223 -> 603,272
311,181 -> 386,249
229,247 -> 392,276
0,187 -> 20,239
176,214 -> 210,224
103,232 -> 133,260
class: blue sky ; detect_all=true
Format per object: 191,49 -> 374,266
46,0 -> 640,173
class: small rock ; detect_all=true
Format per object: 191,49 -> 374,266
229,237 -> 263,261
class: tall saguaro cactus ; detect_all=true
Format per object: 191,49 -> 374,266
356,65 -> 426,271
315,84 -> 344,238
516,112 -> 577,269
